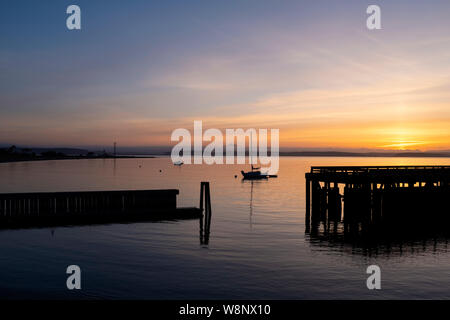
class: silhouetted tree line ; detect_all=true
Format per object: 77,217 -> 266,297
0,145 -> 38,161
0,145 -> 113,163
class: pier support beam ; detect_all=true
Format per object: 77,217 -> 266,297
305,178 -> 311,230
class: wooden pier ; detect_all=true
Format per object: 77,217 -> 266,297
305,166 -> 450,234
0,188 -> 203,228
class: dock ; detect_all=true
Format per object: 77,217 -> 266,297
0,188 -> 203,228
305,166 -> 450,235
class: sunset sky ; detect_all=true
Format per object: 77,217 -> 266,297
1,0 -> 450,151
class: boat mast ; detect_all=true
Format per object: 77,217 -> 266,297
250,131 -> 254,171
250,131 -> 252,170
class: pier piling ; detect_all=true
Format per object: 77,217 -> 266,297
305,166 -> 450,235
200,182 -> 212,245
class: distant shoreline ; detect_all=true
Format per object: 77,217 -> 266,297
2,152 -> 450,164
0,155 -> 155,164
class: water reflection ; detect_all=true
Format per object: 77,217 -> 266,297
3,157 -> 450,299
242,179 -> 255,229
241,179 -> 271,229
307,207 -> 450,256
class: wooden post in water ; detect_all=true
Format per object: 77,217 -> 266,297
199,182 -> 212,245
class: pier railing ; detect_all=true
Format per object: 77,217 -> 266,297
0,189 -> 179,218
310,165 -> 450,174
307,166 -> 450,183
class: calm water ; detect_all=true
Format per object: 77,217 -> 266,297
1,157 -> 450,299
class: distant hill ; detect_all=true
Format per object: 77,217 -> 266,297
0,145 -> 145,163
0,145 -> 90,156
27,147 -> 90,156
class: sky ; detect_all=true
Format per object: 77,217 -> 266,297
1,0 -> 450,151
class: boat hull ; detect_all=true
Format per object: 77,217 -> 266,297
241,170 -> 268,180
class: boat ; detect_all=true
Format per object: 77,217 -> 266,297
173,160 -> 184,166
241,166 -> 268,180
240,132 -> 270,180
